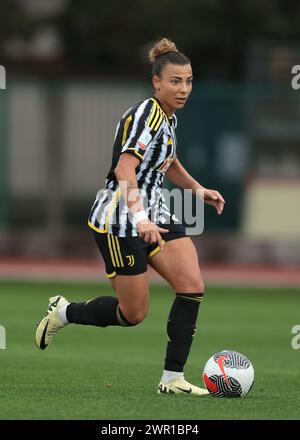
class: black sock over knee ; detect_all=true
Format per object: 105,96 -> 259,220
66,296 -> 135,327
164,293 -> 204,372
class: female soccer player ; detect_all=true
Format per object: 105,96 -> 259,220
36,38 -> 225,396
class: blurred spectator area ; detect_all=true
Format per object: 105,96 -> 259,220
1,80 -> 147,228
0,78 -> 300,264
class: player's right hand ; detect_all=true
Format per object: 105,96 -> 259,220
136,219 -> 169,249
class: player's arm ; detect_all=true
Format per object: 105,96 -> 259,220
166,157 -> 225,215
114,153 -> 168,247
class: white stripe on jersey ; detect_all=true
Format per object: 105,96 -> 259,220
121,99 -> 150,152
91,190 -> 108,225
113,121 -> 120,143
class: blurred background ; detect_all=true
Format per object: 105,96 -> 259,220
1,0 -> 300,285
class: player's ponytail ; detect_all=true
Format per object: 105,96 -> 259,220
149,38 -> 190,76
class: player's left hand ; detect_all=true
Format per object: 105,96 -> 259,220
203,188 -> 225,215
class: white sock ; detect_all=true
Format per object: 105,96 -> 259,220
57,303 -> 70,324
161,370 -> 184,383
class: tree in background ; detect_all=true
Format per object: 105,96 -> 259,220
2,0 -> 300,79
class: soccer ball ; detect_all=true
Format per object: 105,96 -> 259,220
203,350 -> 254,397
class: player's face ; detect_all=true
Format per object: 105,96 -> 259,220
153,63 -> 193,116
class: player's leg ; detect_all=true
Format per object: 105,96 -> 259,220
148,236 -> 208,395
111,273 -> 149,324
65,271 -> 149,325
35,232 -> 149,349
149,236 -> 204,292
35,273 -> 149,350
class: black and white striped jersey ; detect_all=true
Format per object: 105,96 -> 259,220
88,96 -> 179,237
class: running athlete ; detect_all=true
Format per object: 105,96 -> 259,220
35,38 -> 225,396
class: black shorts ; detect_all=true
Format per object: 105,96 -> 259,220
94,224 -> 186,278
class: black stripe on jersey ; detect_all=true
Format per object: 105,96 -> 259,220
147,103 -> 158,129
89,200 -> 99,219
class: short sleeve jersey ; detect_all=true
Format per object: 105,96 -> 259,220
88,97 -> 178,237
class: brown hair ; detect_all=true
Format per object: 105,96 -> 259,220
149,38 -> 191,76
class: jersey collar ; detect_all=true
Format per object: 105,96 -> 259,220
151,97 -> 173,125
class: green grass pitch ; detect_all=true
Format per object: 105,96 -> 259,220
0,280 -> 300,420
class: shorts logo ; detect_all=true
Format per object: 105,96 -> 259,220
126,255 -> 135,267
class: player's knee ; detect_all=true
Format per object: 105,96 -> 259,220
196,280 -> 205,292
123,309 -> 148,325
175,277 -> 205,293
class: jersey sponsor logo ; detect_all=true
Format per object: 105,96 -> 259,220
137,130 -> 152,151
158,154 -> 174,173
